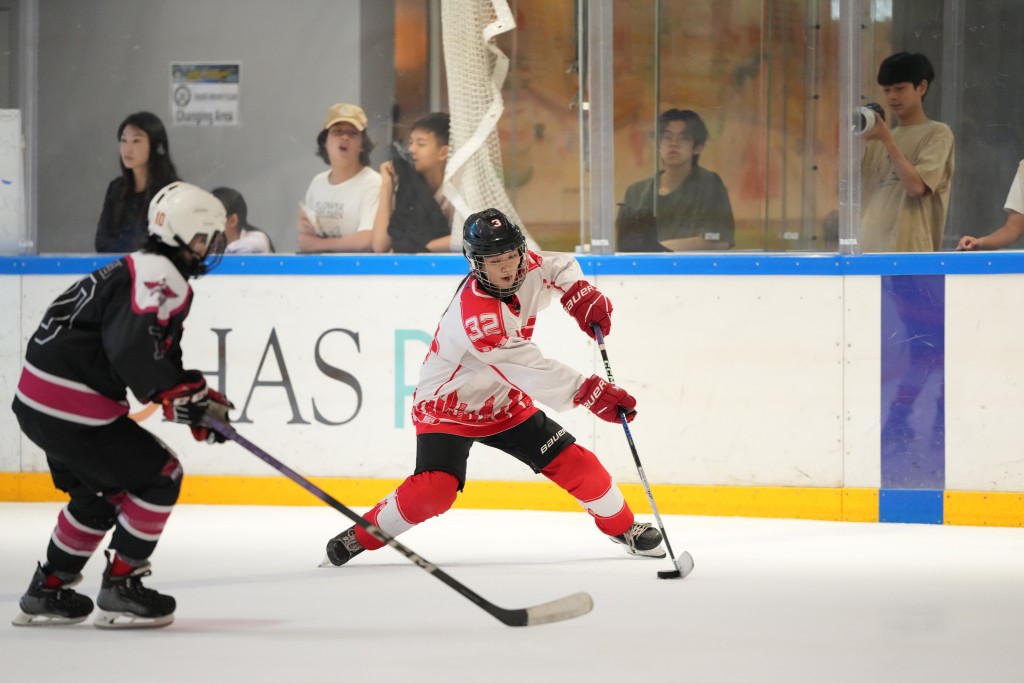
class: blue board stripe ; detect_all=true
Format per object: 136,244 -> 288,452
5,251 -> 1024,276
879,488 -> 944,524
879,274 -> 946,522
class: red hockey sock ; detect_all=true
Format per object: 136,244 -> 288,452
541,443 -> 633,536
41,573 -> 64,589
110,553 -> 135,577
355,471 -> 460,550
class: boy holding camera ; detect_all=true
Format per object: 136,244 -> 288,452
859,52 -> 955,252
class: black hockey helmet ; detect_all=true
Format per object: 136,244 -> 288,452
463,208 -> 528,298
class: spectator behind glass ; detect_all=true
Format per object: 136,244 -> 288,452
615,109 -> 734,252
956,159 -> 1024,250
860,52 -> 955,252
297,103 -> 381,253
372,112 -> 454,253
95,112 -> 179,253
211,187 -> 275,254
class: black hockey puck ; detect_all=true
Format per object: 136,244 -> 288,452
656,569 -> 682,579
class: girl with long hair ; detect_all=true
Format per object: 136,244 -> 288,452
95,111 -> 179,252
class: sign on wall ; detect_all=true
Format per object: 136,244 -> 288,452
170,62 -> 241,127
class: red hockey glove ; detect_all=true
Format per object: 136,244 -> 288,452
561,280 -> 612,340
573,375 -> 637,423
155,370 -> 233,444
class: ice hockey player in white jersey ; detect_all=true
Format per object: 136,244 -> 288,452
11,182 -> 234,629
325,207 -> 665,567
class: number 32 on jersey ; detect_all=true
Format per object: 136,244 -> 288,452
464,313 -> 502,343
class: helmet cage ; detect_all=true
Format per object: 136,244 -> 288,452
188,231 -> 227,277
466,243 -> 528,298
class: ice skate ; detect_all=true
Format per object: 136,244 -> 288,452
12,563 -> 94,626
611,522 -> 666,558
324,527 -> 365,567
94,552 -> 175,629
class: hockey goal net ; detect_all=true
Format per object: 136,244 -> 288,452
440,0 -> 537,247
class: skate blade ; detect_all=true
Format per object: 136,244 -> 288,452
12,611 -> 89,627
93,610 -> 174,630
611,538 -> 667,559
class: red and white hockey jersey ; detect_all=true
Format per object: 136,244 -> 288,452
14,252 -> 193,426
412,250 -> 588,437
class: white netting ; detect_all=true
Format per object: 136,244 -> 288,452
441,0 -> 537,249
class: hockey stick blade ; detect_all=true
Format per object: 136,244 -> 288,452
202,416 -> 594,627
657,551 -> 695,580
511,591 -> 594,626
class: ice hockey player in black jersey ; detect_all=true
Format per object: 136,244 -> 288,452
11,181 -> 233,629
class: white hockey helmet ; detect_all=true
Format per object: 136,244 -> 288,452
147,182 -> 227,275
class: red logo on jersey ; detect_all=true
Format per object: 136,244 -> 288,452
144,279 -> 178,305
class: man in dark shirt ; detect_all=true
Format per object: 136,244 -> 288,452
617,109 -> 734,252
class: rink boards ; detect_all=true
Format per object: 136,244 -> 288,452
1,252 -> 1022,526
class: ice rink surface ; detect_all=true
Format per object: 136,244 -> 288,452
1,502 -> 1022,682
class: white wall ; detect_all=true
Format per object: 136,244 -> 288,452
4,263 -> 1024,496
946,274 -> 1024,491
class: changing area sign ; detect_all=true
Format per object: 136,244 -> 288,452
171,62 -> 240,127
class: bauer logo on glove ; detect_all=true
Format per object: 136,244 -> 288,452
561,280 -> 612,340
573,374 -> 637,423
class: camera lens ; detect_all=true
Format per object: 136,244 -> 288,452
853,106 -> 875,134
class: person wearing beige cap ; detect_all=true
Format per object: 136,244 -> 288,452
297,103 -> 381,253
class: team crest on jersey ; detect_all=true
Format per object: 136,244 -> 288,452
144,279 -> 178,306
128,253 -> 190,324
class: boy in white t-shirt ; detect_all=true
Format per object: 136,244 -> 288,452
957,160 -> 1024,250
297,103 -> 381,253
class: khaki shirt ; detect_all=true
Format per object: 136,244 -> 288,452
860,121 -> 955,252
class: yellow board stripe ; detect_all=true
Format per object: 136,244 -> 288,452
2,473 -> 1020,527
944,490 -> 1024,527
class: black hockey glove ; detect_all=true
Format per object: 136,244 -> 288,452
155,370 -> 234,444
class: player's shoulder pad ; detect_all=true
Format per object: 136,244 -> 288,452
126,253 -> 192,324
459,278 -> 509,353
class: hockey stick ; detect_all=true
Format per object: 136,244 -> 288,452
591,324 -> 695,580
201,416 -> 593,627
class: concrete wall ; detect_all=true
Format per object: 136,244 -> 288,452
32,0 -> 394,254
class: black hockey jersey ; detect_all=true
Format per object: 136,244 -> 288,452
14,252 -> 193,426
